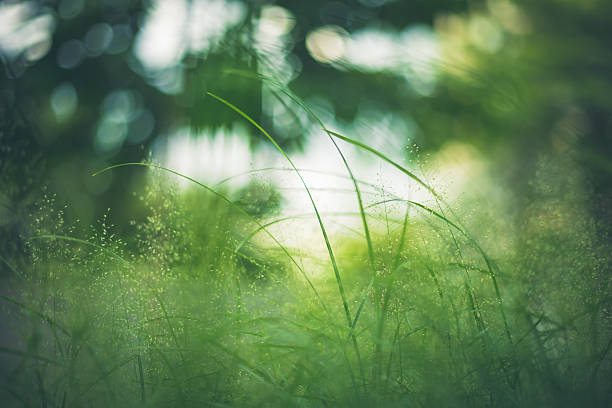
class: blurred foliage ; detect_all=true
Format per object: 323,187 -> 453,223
0,167 -> 609,407
1,1 -> 612,405
1,0 -> 612,261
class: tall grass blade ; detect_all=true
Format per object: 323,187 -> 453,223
326,130 -> 512,342
205,93 -> 352,328
206,91 -> 366,392
215,74 -> 378,331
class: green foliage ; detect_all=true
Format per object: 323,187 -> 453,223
1,109 -> 611,407
3,0 -> 612,405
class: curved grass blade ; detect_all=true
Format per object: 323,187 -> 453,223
215,166 -> 389,198
326,130 -> 512,342
205,93 -> 350,327
207,91 -> 367,392
216,75 -> 378,319
325,130 -> 442,201
257,87 -> 377,277
235,198 -> 400,252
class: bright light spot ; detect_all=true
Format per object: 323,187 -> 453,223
345,29 -> 397,71
468,15 -> 503,53
343,25 -> 440,95
487,0 -> 530,34
258,6 -> 295,38
255,5 -> 296,84
188,0 -> 246,53
306,25 -> 348,64
0,2 -> 33,40
0,2 -> 55,62
51,82 -> 78,121
134,0 -> 245,71
161,124 -> 255,190
400,25 -> 440,95
400,25 -> 440,67
134,0 -> 188,70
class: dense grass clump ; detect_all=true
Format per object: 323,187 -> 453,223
1,93 -> 611,407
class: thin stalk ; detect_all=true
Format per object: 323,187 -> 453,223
326,130 -> 512,343
212,74 -> 379,326
206,91 -> 364,391
205,94 -> 352,321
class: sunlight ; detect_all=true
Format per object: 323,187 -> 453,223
133,0 -> 188,71
343,25 -> 441,95
0,1 -> 54,62
157,107 -> 475,259
160,124 -> 255,191
305,25 -> 349,64
134,0 -> 246,72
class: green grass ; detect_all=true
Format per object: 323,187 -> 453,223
1,91 -> 611,407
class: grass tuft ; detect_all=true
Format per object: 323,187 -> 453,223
1,89 -> 610,408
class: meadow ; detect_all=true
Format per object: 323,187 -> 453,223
1,88 -> 611,408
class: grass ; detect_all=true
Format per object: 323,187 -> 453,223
1,90 -> 611,407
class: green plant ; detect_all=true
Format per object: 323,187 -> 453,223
1,89 -> 610,408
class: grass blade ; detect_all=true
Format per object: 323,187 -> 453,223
205,92 -> 351,328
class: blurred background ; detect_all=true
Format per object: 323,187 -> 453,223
1,0 -> 611,262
